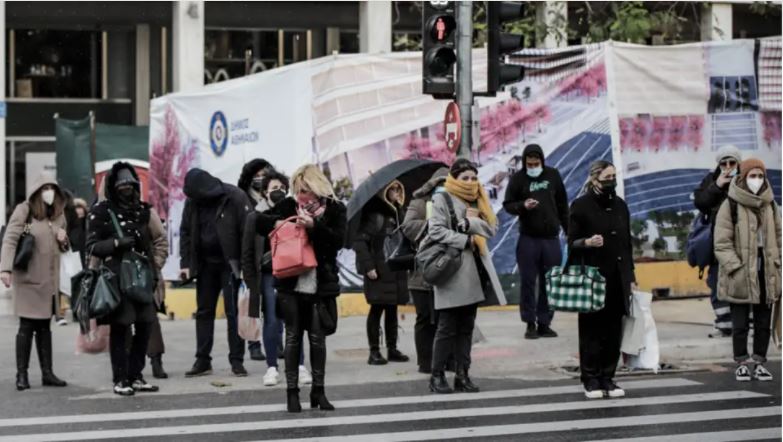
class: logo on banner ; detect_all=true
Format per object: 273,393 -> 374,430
210,111 -> 229,156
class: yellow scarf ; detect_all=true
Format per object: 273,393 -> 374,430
444,175 -> 497,255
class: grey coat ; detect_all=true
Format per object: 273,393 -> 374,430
401,174 -> 447,291
423,191 -> 506,310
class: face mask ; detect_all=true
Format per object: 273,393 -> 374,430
251,179 -> 265,191
41,189 -> 55,206
747,177 -> 764,194
599,179 -> 617,191
118,187 -> 136,202
268,189 -> 286,205
526,167 -> 543,178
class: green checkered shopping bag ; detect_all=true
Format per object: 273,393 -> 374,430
545,264 -> 606,313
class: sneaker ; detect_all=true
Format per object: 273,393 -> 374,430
387,348 -> 410,363
263,367 -> 280,386
56,318 -> 68,327
113,380 -> 135,396
249,345 -> 266,361
185,360 -> 212,378
708,327 -> 732,338
524,323 -> 539,340
584,379 -> 604,399
753,364 -> 773,382
298,365 -> 312,386
232,364 -> 248,377
537,325 -> 558,338
601,379 -> 625,398
735,364 -> 752,382
131,378 -> 159,393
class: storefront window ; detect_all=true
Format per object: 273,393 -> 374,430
205,29 -> 280,83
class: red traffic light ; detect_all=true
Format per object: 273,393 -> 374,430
426,15 -> 456,42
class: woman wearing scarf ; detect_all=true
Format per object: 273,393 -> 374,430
86,163 -> 168,396
568,161 -> 635,399
254,164 -> 346,413
714,158 -> 781,383
424,159 -> 505,394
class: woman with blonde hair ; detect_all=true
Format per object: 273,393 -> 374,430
254,164 -> 346,412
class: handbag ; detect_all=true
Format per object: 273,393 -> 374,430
109,209 -> 155,304
12,209 -> 35,271
415,193 -> 463,286
316,298 -> 338,336
72,268 -> 97,333
384,226 -> 415,272
685,213 -> 713,279
89,266 -> 122,318
545,251 -> 606,313
59,250 -> 83,297
268,216 -> 318,279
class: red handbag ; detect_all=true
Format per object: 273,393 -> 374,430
269,216 -> 318,279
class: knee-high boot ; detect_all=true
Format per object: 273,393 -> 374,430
35,329 -> 66,387
15,331 -> 33,390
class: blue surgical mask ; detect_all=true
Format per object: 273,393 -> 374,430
527,167 -> 543,178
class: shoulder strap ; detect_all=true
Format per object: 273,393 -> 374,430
439,192 -> 458,230
107,209 -> 125,239
729,199 -> 738,226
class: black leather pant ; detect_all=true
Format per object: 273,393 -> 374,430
367,304 -> 398,351
278,291 -> 326,388
110,321 -> 152,384
411,289 -> 437,369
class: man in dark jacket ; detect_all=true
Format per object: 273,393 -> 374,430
180,168 -> 253,377
694,145 -> 742,338
503,143 -> 569,339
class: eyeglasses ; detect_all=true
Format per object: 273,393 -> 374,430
720,160 -> 737,167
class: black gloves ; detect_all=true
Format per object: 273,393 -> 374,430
117,237 -> 136,250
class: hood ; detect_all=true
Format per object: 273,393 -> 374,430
413,168 -> 449,199
27,172 -> 61,201
378,179 -> 406,210
105,161 -> 141,203
522,144 -> 545,168
238,159 -> 273,193
728,177 -> 774,209
184,168 -> 226,202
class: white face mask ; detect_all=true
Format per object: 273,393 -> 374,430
41,189 -> 55,206
747,177 -> 764,195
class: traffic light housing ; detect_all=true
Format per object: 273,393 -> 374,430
422,1 -> 457,99
487,2 -> 526,95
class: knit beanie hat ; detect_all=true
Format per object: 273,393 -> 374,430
739,158 -> 766,181
715,145 -> 742,164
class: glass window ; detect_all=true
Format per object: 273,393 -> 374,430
339,31 -> 359,54
205,29 -> 285,84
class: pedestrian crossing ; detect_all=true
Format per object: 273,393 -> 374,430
0,376 -> 778,441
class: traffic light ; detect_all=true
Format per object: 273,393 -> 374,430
487,1 -> 526,95
422,1 -> 457,99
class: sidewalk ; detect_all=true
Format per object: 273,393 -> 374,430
0,298 -> 777,399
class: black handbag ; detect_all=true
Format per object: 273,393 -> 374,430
72,268 -> 97,333
315,298 -> 338,336
414,193 -> 463,286
89,266 -> 121,318
109,210 -> 155,304
12,210 -> 35,271
384,226 -> 415,272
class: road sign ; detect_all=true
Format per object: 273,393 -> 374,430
444,101 -> 461,153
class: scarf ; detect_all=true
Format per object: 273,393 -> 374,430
444,175 -> 497,255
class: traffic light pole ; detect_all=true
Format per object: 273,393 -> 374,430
456,0 -> 473,159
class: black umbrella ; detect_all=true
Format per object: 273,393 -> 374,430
344,159 -> 447,246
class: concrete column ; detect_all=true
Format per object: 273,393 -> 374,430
535,1 -> 568,48
359,1 -> 391,54
0,1 -> 7,224
135,24 -> 151,125
326,27 -> 341,55
173,1 -> 204,92
701,3 -> 733,41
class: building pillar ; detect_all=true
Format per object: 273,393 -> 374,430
172,1 -> 204,92
0,0 -> 7,223
701,3 -> 733,41
359,1 -> 391,54
535,1 -> 567,48
135,24 -> 151,125
326,27 -> 341,55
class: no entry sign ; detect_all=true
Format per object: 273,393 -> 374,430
444,101 -> 461,153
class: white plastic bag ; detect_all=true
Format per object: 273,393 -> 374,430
59,251 -> 83,296
621,314 -> 645,355
237,282 -> 261,341
626,291 -> 660,372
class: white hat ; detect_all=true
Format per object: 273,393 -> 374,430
715,145 -> 742,164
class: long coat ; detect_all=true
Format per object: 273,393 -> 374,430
0,174 -> 67,319
567,191 -> 636,314
401,173 -> 446,292
714,179 -> 781,305
422,191 -> 506,311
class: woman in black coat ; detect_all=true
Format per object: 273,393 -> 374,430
353,180 -> 410,366
567,160 -> 636,400
86,163 -> 169,396
254,164 -> 346,413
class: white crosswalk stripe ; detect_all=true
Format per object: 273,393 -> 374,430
0,376 -> 778,442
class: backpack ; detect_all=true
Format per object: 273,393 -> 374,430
685,213 -> 713,279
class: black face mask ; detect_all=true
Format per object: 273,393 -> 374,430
268,189 -> 287,205
598,179 -> 617,192
117,187 -> 136,204
251,179 -> 265,191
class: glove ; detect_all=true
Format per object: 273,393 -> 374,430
116,237 -> 135,250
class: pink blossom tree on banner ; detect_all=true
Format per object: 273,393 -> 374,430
667,116 -> 686,151
649,117 -> 668,152
149,105 -> 199,220
685,115 -> 705,152
619,118 -> 632,153
762,112 -> 782,149
630,117 -> 650,152
402,133 -> 454,164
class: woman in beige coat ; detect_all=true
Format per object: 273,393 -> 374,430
1,173 -> 69,391
714,158 -> 781,383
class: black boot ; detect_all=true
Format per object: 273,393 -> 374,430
35,330 -> 66,387
287,388 -> 302,413
388,348 -> 410,363
15,332 -> 32,391
368,348 -> 388,365
429,371 -> 453,394
310,385 -> 335,410
524,322 -> 539,340
454,367 -> 479,393
150,354 -> 168,379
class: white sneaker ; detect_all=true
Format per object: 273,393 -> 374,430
603,380 -> 625,398
263,367 -> 279,386
298,365 -> 312,386
753,364 -> 773,382
735,364 -> 752,382
57,318 -> 68,326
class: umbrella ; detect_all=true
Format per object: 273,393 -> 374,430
345,159 -> 447,246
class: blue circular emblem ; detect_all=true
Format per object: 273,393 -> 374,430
210,111 -> 228,156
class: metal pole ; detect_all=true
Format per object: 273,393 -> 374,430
456,0 -> 473,159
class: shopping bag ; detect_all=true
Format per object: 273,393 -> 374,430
626,291 -> 660,372
237,282 -> 261,341
59,251 -> 83,297
620,315 -> 645,355
75,319 -> 110,354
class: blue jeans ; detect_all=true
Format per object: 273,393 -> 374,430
517,234 -> 561,326
261,273 -> 304,368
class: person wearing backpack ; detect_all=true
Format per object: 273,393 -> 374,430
694,145 -> 742,338
354,180 -> 410,366
714,158 -> 781,383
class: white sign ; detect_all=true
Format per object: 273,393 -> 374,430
25,152 -> 56,197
